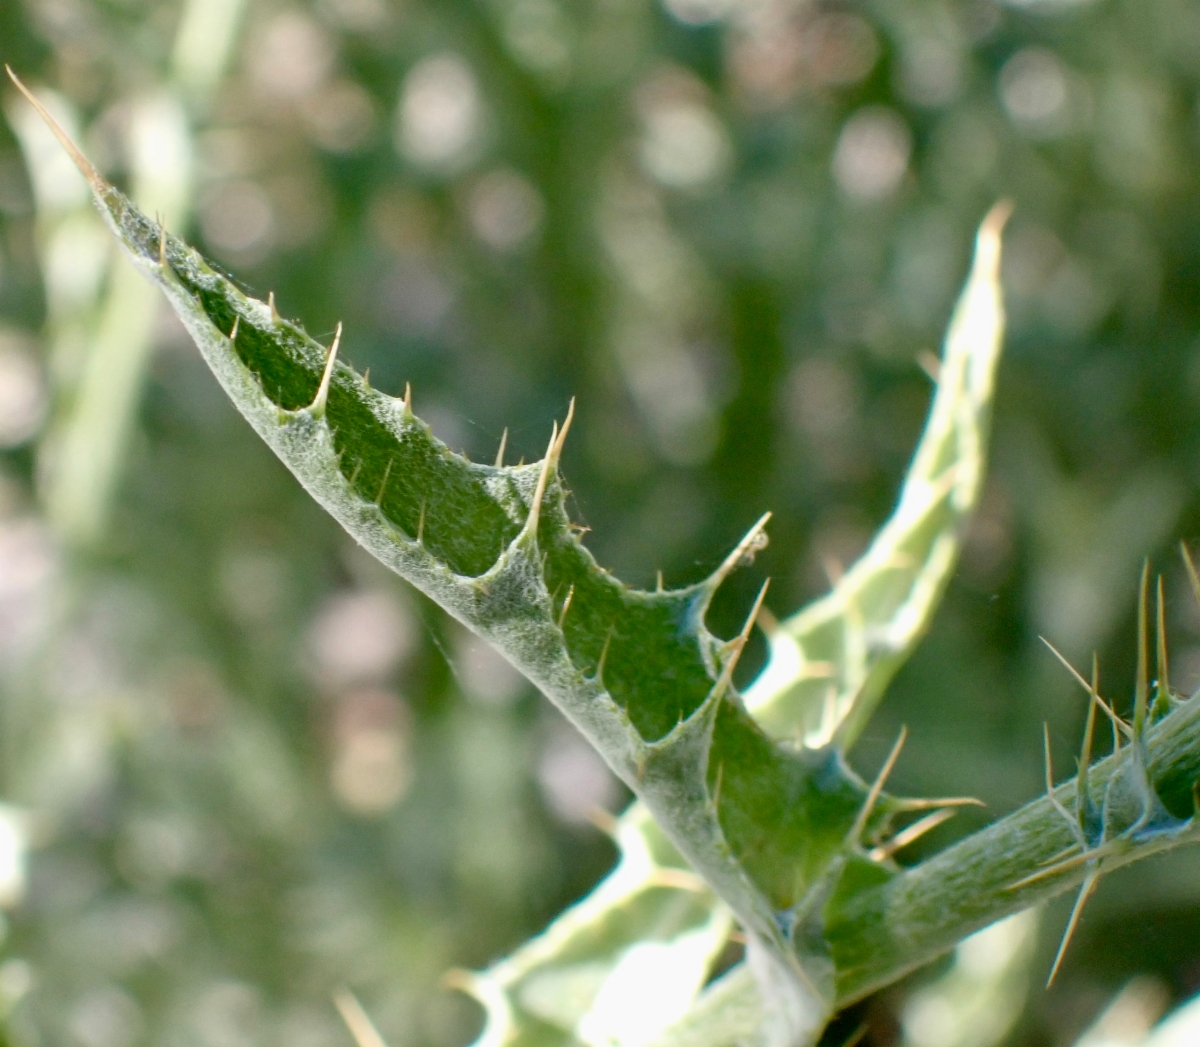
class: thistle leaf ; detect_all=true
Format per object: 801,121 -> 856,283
14,70 -> 883,1045
745,202 -> 1012,748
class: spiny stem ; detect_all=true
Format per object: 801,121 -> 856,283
827,694 -> 1200,1005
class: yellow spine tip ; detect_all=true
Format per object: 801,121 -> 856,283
311,322 -> 342,415
6,67 -> 108,197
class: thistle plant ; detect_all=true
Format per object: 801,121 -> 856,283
11,68 -> 1200,1047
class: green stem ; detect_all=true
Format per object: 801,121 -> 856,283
831,693 -> 1200,1001
659,697 -> 1200,1046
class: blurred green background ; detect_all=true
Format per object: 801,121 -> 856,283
1,0 -> 1200,1044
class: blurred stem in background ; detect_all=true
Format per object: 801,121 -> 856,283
7,0 -> 245,548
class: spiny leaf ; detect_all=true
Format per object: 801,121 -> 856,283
745,202 -> 1011,749
12,69 -> 897,1045
1024,571 -> 1199,984
439,205 -> 1013,1047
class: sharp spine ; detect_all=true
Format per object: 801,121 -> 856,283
851,726 -> 906,844
6,69 -> 108,196
558,585 -> 575,630
1154,574 -> 1171,719
1046,872 -> 1099,986
376,457 -> 393,505
713,581 -> 771,696
1182,542 -> 1200,607
869,808 -> 956,861
1135,560 -> 1150,738
710,512 -> 772,590
1040,637 -> 1131,739
594,627 -> 614,683
310,322 -> 342,416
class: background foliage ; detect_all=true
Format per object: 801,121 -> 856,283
1,0 -> 1199,1044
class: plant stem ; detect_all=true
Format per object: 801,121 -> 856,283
658,697 -> 1200,1046
828,694 -> 1200,1004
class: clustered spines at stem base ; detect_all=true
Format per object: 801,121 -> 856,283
1022,554 -> 1200,984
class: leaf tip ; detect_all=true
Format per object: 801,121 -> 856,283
6,67 -> 108,198
975,199 -> 1014,282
